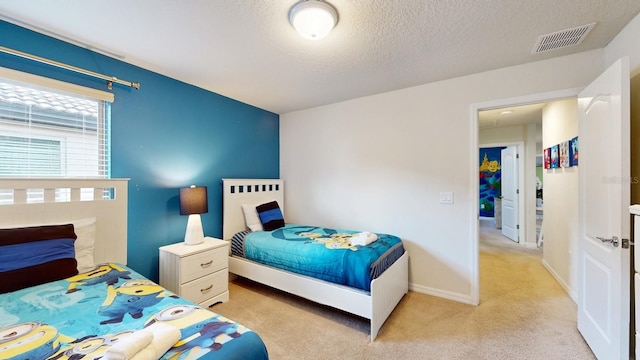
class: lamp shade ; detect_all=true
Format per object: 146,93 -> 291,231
179,186 -> 208,215
289,0 -> 338,40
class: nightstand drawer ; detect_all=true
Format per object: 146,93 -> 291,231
180,270 -> 227,305
180,246 -> 228,283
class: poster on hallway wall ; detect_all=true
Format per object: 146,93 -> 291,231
569,136 -> 579,166
479,147 -> 506,217
543,136 -> 578,170
550,144 -> 559,168
560,140 -> 570,168
543,148 -> 551,169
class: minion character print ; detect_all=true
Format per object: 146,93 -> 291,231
65,263 -> 131,293
0,322 -> 73,360
98,280 -> 178,325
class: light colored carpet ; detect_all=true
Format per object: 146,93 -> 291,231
212,220 -> 595,359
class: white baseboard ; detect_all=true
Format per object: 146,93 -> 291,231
409,282 -> 476,305
541,259 -> 577,303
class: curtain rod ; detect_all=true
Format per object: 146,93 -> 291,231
0,45 -> 140,90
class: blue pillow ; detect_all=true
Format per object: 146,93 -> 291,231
0,224 -> 78,293
256,201 -> 285,231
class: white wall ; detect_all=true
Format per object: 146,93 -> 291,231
540,99 -> 579,300
480,125 -> 526,144
281,49 -> 602,303
605,12 -> 640,76
525,122 -> 539,248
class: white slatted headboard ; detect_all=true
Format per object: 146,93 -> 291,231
222,178 -> 283,240
0,178 -> 129,265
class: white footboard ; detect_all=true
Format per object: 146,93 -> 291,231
370,251 -> 409,340
229,256 -> 372,319
229,251 -> 409,341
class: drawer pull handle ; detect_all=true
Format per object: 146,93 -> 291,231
201,285 -> 213,293
200,260 -> 213,267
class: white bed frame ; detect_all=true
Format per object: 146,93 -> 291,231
222,178 -> 408,341
0,178 -> 129,265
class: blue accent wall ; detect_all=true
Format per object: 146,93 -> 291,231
0,21 -> 279,281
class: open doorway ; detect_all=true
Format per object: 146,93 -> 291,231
478,104 -> 542,248
469,88 -> 581,306
478,143 -> 524,243
478,98 -> 578,312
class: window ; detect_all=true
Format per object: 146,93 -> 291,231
0,67 -> 113,179
0,136 -> 61,176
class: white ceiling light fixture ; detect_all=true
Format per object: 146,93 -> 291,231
289,0 -> 338,40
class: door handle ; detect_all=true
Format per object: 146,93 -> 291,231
596,236 -> 619,247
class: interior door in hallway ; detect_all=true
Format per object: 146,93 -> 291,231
501,145 -> 518,242
577,57 -> 630,360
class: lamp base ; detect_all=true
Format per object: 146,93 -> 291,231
184,214 -> 205,245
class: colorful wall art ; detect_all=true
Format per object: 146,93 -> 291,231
560,140 -> 569,168
569,136 -> 579,166
479,147 -> 506,217
550,144 -> 559,168
544,148 -> 551,169
544,136 -> 578,170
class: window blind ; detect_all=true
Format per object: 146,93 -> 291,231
0,68 -> 111,178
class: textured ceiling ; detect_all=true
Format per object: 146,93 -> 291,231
0,1 -> 639,114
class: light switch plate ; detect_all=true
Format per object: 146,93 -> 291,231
440,192 -> 453,204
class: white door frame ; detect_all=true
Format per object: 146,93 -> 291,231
479,142 -> 524,242
469,87 -> 582,305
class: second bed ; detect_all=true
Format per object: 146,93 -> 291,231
222,178 -> 409,341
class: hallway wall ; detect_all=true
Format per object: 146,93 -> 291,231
541,98 -> 579,301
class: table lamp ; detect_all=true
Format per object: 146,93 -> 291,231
179,185 -> 208,245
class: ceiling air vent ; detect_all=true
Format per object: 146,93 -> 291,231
532,22 -> 596,54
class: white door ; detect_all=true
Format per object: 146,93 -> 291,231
501,146 -> 518,242
577,57 -> 630,359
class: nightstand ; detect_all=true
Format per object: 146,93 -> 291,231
159,237 -> 229,307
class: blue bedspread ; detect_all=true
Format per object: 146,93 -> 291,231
0,263 -> 268,360
233,224 -> 405,292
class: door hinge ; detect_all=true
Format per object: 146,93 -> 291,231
516,153 -> 519,159
516,224 -> 520,229
516,189 -> 519,194
622,238 -> 634,249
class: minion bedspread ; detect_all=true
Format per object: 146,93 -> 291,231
231,224 -> 405,292
0,263 -> 268,360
